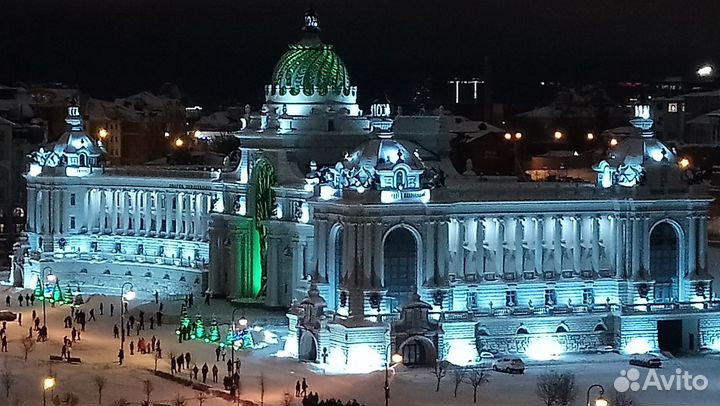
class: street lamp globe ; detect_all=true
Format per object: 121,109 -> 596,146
46,274 -> 57,283
123,290 -> 136,301
679,157 -> 691,169
238,316 -> 248,328
174,138 -> 185,148
594,396 -> 609,406
391,353 -> 403,364
504,132 -> 512,140
98,128 -> 108,139
514,132 -> 522,140
554,131 -> 563,140
43,377 -> 55,390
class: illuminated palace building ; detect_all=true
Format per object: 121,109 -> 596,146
14,10 -> 720,370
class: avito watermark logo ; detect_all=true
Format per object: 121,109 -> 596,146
614,368 -> 709,392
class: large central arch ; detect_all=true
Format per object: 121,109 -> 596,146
650,221 -> 680,302
383,225 -> 420,306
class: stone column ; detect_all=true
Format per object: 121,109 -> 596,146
631,217 -> 641,279
425,220 -> 436,285
373,222 -> 383,287
572,216 -> 582,271
134,191 -> 141,234
614,216 -> 626,279
438,220 -> 449,283
592,216 -> 601,272
699,215 -> 708,274
495,218 -> 505,276
316,219 -> 328,282
534,217 -> 543,273
514,217 -> 524,278
553,216 -> 562,273
475,217 -> 485,276
642,217 -> 650,275
688,215 -> 697,276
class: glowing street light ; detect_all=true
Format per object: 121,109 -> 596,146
586,384 -> 607,406
46,274 -> 57,283
98,128 -> 109,139
514,132 -> 523,140
504,132 -> 512,140
194,130 -> 202,139
123,290 -> 136,301
43,377 -> 56,406
679,157 -> 691,169
174,138 -> 185,148
554,131 -> 564,141
238,316 -> 248,329
164,131 -> 170,138
698,65 -> 714,77
587,132 -> 594,140
609,138 -> 618,147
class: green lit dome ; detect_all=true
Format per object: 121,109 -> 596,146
271,43 -> 351,97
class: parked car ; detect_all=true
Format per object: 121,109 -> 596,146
479,351 -> 495,359
492,357 -> 525,374
629,356 -> 662,368
0,310 -> 16,321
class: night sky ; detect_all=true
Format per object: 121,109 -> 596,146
2,0 -> 719,107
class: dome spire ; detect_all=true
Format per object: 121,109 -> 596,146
303,7 -> 320,33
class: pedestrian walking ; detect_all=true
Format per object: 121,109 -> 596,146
71,327 -> 77,342
156,311 -> 163,327
118,348 -> 124,365
154,291 -> 159,304
215,346 -> 221,361
136,324 -> 141,336
129,340 -> 134,355
31,309 -> 36,320
201,363 -> 209,383
221,347 -> 227,361
124,301 -> 128,313
301,378 -> 308,396
212,364 -> 218,383
76,330 -> 81,341
126,321 -> 131,336
89,308 -> 95,321
17,312 -> 21,326
149,316 -> 154,330
205,293 -> 210,306
227,359 -> 232,375
129,315 -> 135,329
61,344 -> 67,359
113,324 -> 119,338
177,354 -> 184,371
156,343 -> 162,359
29,293 -> 35,306
171,354 -> 176,374
5,296 -> 10,307
295,380 -> 301,397
25,294 -> 30,305
99,302 -> 104,315
189,294 -> 194,308
185,352 -> 191,366
34,317 -> 40,331
159,302 -> 163,312
110,303 -> 114,317
18,294 -> 23,307
28,327 -> 32,338
1,336 -> 7,352
151,335 -> 156,352
192,364 -> 199,380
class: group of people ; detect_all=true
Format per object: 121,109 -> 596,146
300,393 -> 365,406
5,293 -> 35,307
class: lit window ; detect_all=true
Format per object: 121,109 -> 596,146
13,208 -> 24,218
505,290 -> 517,307
0,224 -> 4,233
668,103 -> 678,113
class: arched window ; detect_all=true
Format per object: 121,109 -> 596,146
334,226 -> 344,285
79,153 -> 87,167
384,227 -> 417,300
395,171 -> 406,189
650,222 -> 679,301
516,327 -> 529,335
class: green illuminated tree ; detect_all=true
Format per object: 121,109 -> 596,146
64,286 -> 74,305
209,316 -> 220,342
194,315 -> 205,340
51,281 -> 63,303
33,278 -> 44,301
252,158 -> 276,298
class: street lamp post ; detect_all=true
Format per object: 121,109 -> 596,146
119,282 -> 135,354
40,267 -> 55,336
384,342 -> 403,406
42,376 -> 55,406
586,384 -> 608,406
230,307 -> 247,374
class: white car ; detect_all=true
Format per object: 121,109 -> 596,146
492,357 -> 525,374
597,345 -> 619,354
479,351 -> 495,359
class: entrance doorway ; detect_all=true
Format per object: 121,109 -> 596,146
657,319 -> 682,354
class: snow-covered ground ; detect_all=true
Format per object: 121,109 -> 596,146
3,246 -> 720,406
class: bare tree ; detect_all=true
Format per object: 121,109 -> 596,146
22,337 -> 35,361
430,359 -> 448,392
142,379 -> 154,405
536,372 -> 578,406
464,367 -> 490,403
1,366 -> 15,398
93,375 -> 107,405
172,393 -> 186,406
452,366 -> 466,398
259,372 -> 265,406
612,390 -> 636,406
